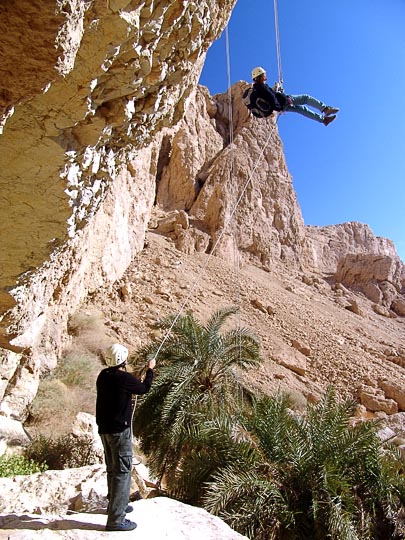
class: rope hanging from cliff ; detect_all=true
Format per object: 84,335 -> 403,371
225,24 -> 243,340
273,0 -> 284,87
150,14 -> 282,364
151,118 -> 279,364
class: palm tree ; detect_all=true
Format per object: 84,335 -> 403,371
203,388 -> 405,540
132,306 -> 262,496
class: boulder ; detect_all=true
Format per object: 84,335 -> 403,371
359,385 -> 398,415
0,416 -> 30,455
270,344 -> 307,377
379,379 -> 405,411
335,254 -> 404,312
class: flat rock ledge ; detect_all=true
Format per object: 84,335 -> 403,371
0,497 -> 248,540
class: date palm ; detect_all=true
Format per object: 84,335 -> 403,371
204,388 -> 405,540
132,306 -> 262,491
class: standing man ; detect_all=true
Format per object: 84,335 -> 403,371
96,343 -> 155,532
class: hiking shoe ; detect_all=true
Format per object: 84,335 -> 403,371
323,114 -> 336,126
323,106 -> 340,116
105,519 -> 137,532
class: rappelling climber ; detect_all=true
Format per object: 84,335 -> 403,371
243,66 -> 339,126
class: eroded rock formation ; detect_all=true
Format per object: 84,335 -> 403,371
336,253 -> 405,316
304,222 -> 399,274
156,82 -> 305,267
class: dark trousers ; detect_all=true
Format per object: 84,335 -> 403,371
100,427 -> 133,527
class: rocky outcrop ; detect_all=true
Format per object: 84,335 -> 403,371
303,222 -> 399,274
303,222 -> 405,316
359,385 -> 398,415
335,254 -> 405,316
156,85 -> 224,211
157,82 -> 306,267
192,84 -> 305,267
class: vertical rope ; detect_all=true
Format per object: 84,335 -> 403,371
225,25 -> 242,365
151,119 -> 278,363
273,0 -> 283,85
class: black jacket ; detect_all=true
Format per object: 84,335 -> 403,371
253,82 -> 289,113
96,367 -> 154,434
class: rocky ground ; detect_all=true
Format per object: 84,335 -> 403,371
82,224 -> 405,408
0,465 -> 247,540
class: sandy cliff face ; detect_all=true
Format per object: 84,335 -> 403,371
304,222 -> 405,315
0,0 -> 236,295
304,222 -> 400,274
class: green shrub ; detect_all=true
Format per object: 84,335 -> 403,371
203,388 -> 405,540
0,453 -> 48,477
26,433 -> 100,470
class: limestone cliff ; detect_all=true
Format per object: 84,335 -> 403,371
156,82 -> 305,267
0,0 -> 236,418
304,221 -> 400,274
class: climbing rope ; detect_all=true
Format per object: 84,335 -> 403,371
150,6 -> 283,364
225,24 -> 243,358
273,0 -> 283,88
151,117 -> 279,364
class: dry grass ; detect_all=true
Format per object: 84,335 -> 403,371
67,308 -> 113,354
27,347 -> 102,437
28,306 -> 115,436
286,390 -> 308,412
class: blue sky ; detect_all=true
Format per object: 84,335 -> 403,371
199,0 -> 405,262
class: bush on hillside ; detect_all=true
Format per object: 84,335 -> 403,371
203,389 -> 405,540
27,348 -> 101,436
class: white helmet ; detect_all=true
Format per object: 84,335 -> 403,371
105,343 -> 129,367
251,66 -> 266,80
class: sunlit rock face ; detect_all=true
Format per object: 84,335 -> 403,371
0,0 -> 236,418
0,0 -> 236,294
303,222 -> 400,274
156,82 -> 306,268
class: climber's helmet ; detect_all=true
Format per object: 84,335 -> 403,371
251,66 -> 266,81
105,343 -> 129,367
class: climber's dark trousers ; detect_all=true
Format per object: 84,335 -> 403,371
100,427 -> 132,527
